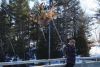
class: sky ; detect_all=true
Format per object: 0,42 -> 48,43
29,0 -> 49,9
80,0 -> 99,16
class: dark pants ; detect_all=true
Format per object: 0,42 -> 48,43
65,63 -> 75,67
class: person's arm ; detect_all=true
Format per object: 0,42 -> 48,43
63,46 -> 68,58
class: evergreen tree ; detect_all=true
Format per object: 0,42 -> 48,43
0,0 -> 13,61
8,0 -> 30,59
55,0 -> 90,56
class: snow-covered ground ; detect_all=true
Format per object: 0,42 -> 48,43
89,45 -> 100,57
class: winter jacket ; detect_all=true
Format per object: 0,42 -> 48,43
66,45 -> 76,64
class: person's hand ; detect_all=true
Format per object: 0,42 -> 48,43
63,56 -> 66,58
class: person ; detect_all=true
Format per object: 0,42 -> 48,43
65,38 -> 76,67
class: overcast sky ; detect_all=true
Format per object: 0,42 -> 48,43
79,0 -> 99,16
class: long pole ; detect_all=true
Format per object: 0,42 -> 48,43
48,0 -> 52,59
48,23 -> 51,59
52,20 -> 63,44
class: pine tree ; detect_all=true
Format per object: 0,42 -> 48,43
55,0 -> 90,56
0,0 -> 13,61
9,0 -> 30,59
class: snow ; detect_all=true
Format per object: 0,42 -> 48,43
89,45 -> 100,57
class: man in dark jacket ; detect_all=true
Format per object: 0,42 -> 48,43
65,38 -> 76,67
